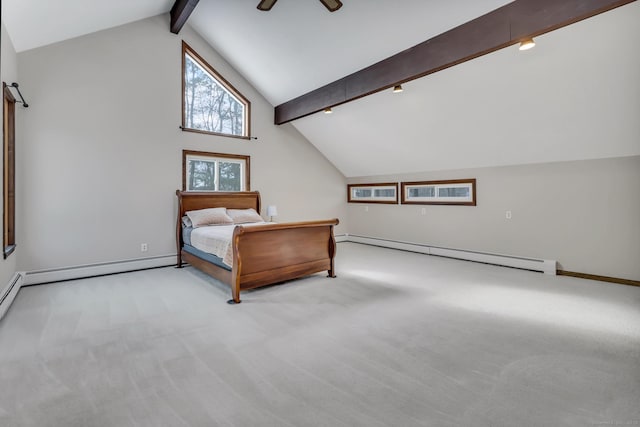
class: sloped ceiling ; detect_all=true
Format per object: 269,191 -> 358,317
3,0 -> 639,177
2,0 -> 174,52
292,4 -> 640,176
189,0 -> 512,106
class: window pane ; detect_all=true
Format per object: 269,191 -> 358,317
438,187 -> 469,197
188,160 -> 216,191
400,180 -> 475,205
374,189 -> 395,197
354,189 -> 372,198
184,54 -> 245,136
218,162 -> 242,191
409,187 -> 435,198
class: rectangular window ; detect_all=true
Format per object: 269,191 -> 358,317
3,83 -> 16,258
347,183 -> 398,204
182,150 -> 250,192
401,179 -> 476,205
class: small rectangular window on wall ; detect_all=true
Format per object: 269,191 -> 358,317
3,83 -> 16,258
401,179 -> 476,205
182,150 -> 250,192
347,183 -> 398,204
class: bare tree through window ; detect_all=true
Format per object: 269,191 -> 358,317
182,42 -> 250,138
182,150 -> 250,192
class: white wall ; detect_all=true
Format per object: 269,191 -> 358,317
0,21 -> 18,286
16,14 -> 346,272
347,156 -> 640,281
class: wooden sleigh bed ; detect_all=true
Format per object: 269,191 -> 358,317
176,190 -> 339,304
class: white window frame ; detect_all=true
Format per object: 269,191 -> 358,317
401,179 -> 476,205
183,150 -> 250,192
347,183 -> 398,204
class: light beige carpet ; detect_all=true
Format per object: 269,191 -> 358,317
1,243 -> 639,426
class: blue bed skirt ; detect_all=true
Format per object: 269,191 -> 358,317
182,244 -> 232,272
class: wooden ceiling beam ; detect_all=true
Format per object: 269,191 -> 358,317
170,0 -> 200,34
274,0 -> 636,125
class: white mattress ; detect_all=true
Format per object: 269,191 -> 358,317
189,222 -> 266,267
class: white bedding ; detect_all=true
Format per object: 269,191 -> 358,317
189,222 -> 266,267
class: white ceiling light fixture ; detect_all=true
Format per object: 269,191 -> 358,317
519,37 -> 536,50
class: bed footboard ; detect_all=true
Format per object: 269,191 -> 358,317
229,219 -> 339,303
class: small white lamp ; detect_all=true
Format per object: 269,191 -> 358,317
266,205 -> 278,222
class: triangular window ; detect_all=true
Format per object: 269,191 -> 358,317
182,42 -> 250,138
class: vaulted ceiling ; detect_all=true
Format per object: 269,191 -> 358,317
2,0 -> 174,52
3,0 -> 639,177
189,0 -> 513,106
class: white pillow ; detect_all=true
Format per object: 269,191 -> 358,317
227,208 -> 264,224
186,208 -> 234,228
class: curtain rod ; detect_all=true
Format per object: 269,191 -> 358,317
9,83 -> 28,108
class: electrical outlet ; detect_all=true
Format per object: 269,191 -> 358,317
364,206 -> 369,212
141,243 -> 148,252
421,208 -> 426,215
505,211 -> 512,220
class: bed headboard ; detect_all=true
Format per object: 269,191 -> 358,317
176,190 -> 261,218
175,190 -> 262,253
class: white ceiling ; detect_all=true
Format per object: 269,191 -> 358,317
2,0 -> 174,52
3,0 -> 639,177
189,0 -> 512,106
293,9 -> 640,176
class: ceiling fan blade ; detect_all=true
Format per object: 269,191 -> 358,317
257,0 -> 278,11
320,0 -> 343,12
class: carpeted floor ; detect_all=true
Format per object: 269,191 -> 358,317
0,243 -> 638,426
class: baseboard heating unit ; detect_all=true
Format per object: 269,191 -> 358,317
0,272 -> 24,320
344,234 -> 556,275
24,254 -> 176,286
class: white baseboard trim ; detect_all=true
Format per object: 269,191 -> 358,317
343,234 -> 556,275
335,234 -> 349,243
343,234 -> 432,255
16,233 -> 554,291
24,254 -> 177,286
0,272 -> 25,320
